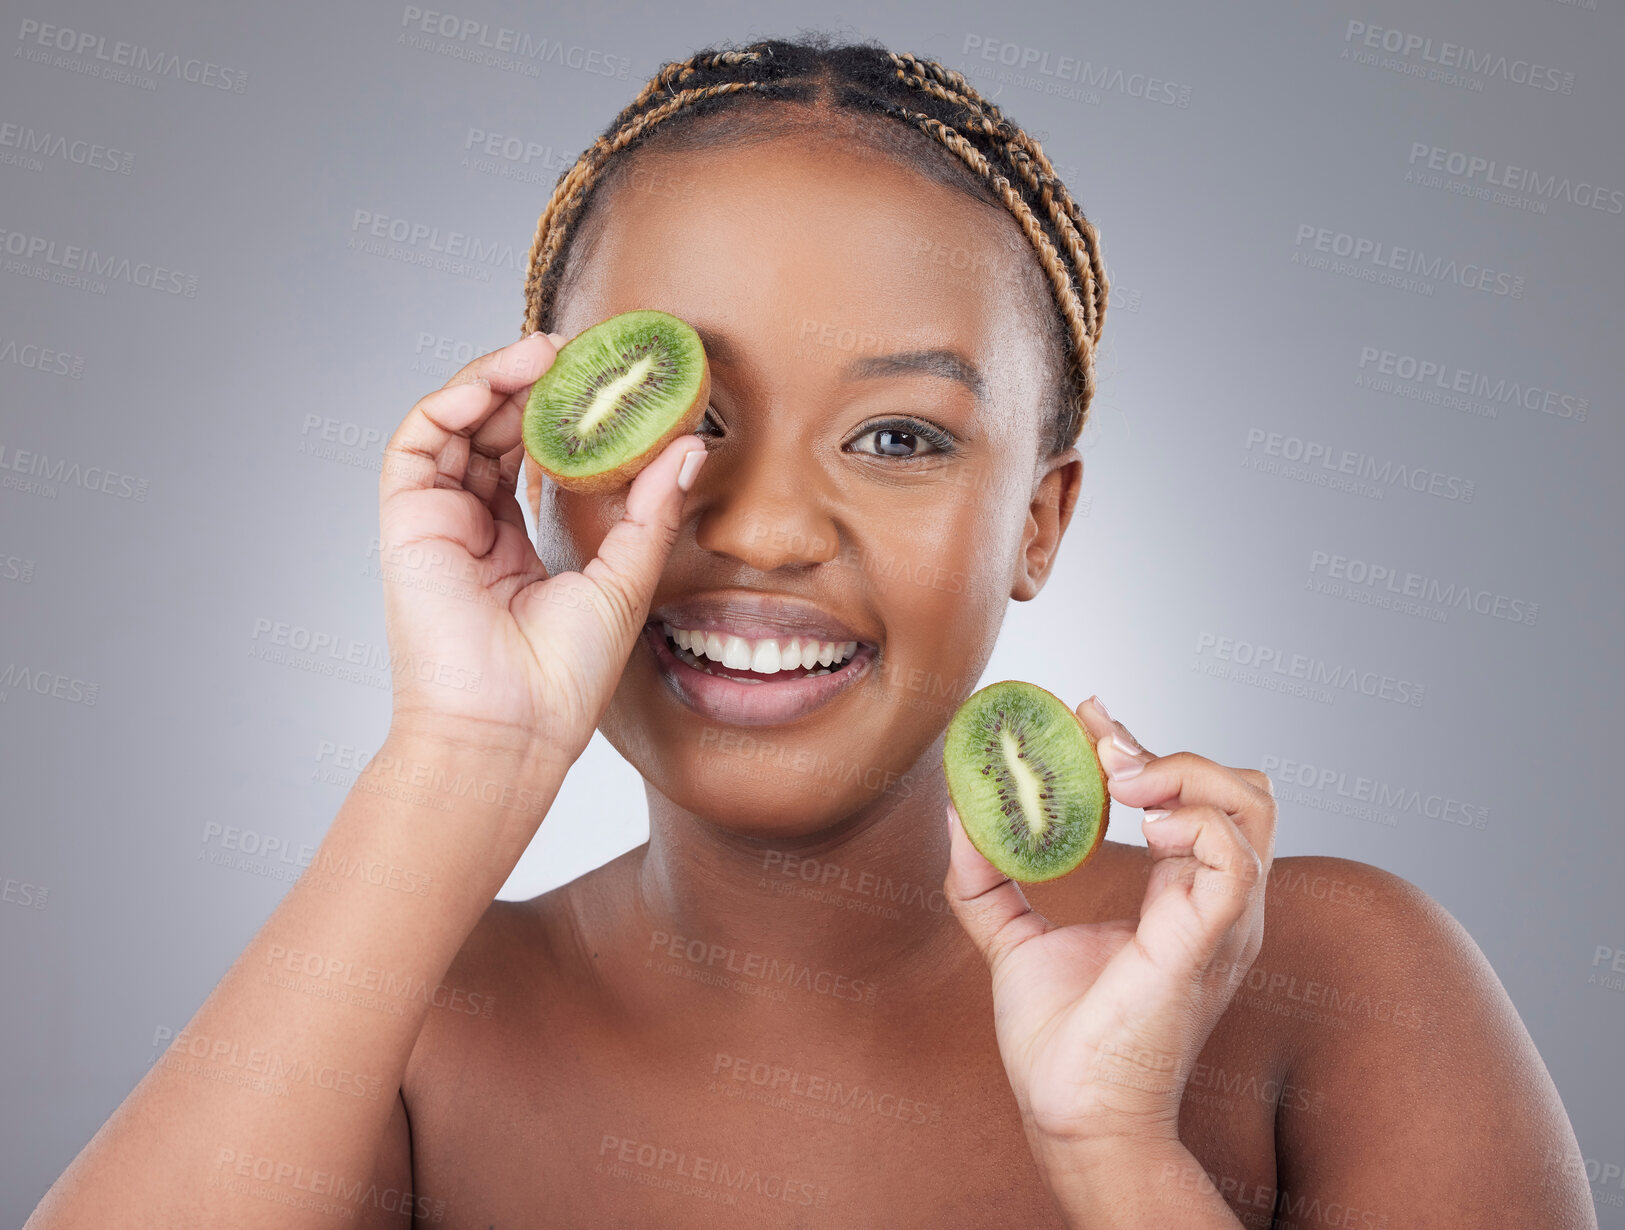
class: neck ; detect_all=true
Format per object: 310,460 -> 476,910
632,732 -> 973,1000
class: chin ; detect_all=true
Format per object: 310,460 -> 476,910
599,702 -> 919,842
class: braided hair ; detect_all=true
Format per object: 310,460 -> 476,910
520,33 -> 1109,455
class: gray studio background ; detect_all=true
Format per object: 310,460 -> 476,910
2,0 -> 1621,1222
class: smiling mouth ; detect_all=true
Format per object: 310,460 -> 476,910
642,618 -> 877,726
656,621 -> 863,683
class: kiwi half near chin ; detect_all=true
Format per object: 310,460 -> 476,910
521,308 -> 710,493
943,680 -> 1110,883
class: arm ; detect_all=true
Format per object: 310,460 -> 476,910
25,725 -> 567,1229
26,329 -> 710,1227
1271,858 -> 1598,1229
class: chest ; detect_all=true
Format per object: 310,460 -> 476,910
404,999 -> 1282,1228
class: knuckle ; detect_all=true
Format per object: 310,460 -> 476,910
1239,768 -> 1275,798
1160,750 -> 1215,779
445,354 -> 493,389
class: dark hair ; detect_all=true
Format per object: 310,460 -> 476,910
520,31 -> 1109,454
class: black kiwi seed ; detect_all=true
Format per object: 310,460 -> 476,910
942,680 -> 1111,883
521,309 -> 711,494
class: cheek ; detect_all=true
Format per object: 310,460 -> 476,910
856,498 -> 1011,719
894,484 -> 1016,581
535,484 -> 620,577
865,494 -> 1012,638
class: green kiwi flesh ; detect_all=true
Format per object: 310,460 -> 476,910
521,309 -> 710,493
943,680 -> 1110,883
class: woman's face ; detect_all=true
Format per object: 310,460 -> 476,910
527,124 -> 1083,837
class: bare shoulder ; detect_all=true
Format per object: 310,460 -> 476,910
1256,853 -> 1597,1229
405,850 -> 639,1083
1038,846 -> 1596,1225
1256,852 -> 1462,1042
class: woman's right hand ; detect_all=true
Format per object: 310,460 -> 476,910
377,330 -> 708,768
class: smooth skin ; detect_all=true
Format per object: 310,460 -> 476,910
28,114 -> 1595,1228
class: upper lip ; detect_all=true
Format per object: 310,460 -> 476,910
650,591 -> 874,645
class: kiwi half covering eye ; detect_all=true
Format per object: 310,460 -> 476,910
943,680 -> 1110,883
521,308 -> 711,493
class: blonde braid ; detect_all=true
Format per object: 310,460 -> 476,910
626,48 -> 768,112
885,53 -> 1108,354
865,94 -> 1099,441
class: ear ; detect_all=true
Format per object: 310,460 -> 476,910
1010,446 -> 1083,602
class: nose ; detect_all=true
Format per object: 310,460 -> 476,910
690,444 -> 842,572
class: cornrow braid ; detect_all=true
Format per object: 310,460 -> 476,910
882,52 -> 1108,339
521,34 -> 1109,453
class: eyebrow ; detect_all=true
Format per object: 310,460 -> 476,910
843,349 -> 987,404
691,324 -> 987,405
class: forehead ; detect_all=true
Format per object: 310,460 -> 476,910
551,129 -> 1052,409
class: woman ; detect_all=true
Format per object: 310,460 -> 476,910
28,34 -> 1595,1228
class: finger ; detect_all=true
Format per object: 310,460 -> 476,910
942,800 -> 1050,971
489,444 -> 532,535
446,329 -> 559,396
1079,697 -> 1276,876
461,334 -> 580,502
382,378 -> 492,505
461,407 -> 521,505
1078,693 -> 1163,802
1098,746 -> 1261,816
382,332 -> 559,502
1096,745 -> 1274,868
383,331 -> 562,503
463,329 -> 564,489
1137,803 -> 1265,965
1235,767 -> 1274,797
569,436 -> 708,647
1078,694 -> 1149,758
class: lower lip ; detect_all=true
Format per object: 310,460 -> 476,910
642,623 -> 876,727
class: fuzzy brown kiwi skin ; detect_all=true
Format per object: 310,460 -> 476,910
532,323 -> 711,496
945,681 -> 1112,885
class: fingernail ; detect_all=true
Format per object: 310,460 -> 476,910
677,447 -> 708,492
1112,726 -> 1146,755
1106,731 -> 1145,780
1105,727 -> 1144,766
546,332 -> 568,347
1090,694 -> 1110,721
1144,808 -> 1172,822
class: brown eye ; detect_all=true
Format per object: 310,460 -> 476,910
847,418 -> 955,459
874,428 -> 922,457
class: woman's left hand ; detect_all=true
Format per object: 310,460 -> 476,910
942,695 -> 1277,1186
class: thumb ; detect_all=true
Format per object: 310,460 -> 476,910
580,436 -> 708,643
944,800 -> 1050,971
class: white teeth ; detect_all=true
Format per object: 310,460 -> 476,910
662,624 -> 863,676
